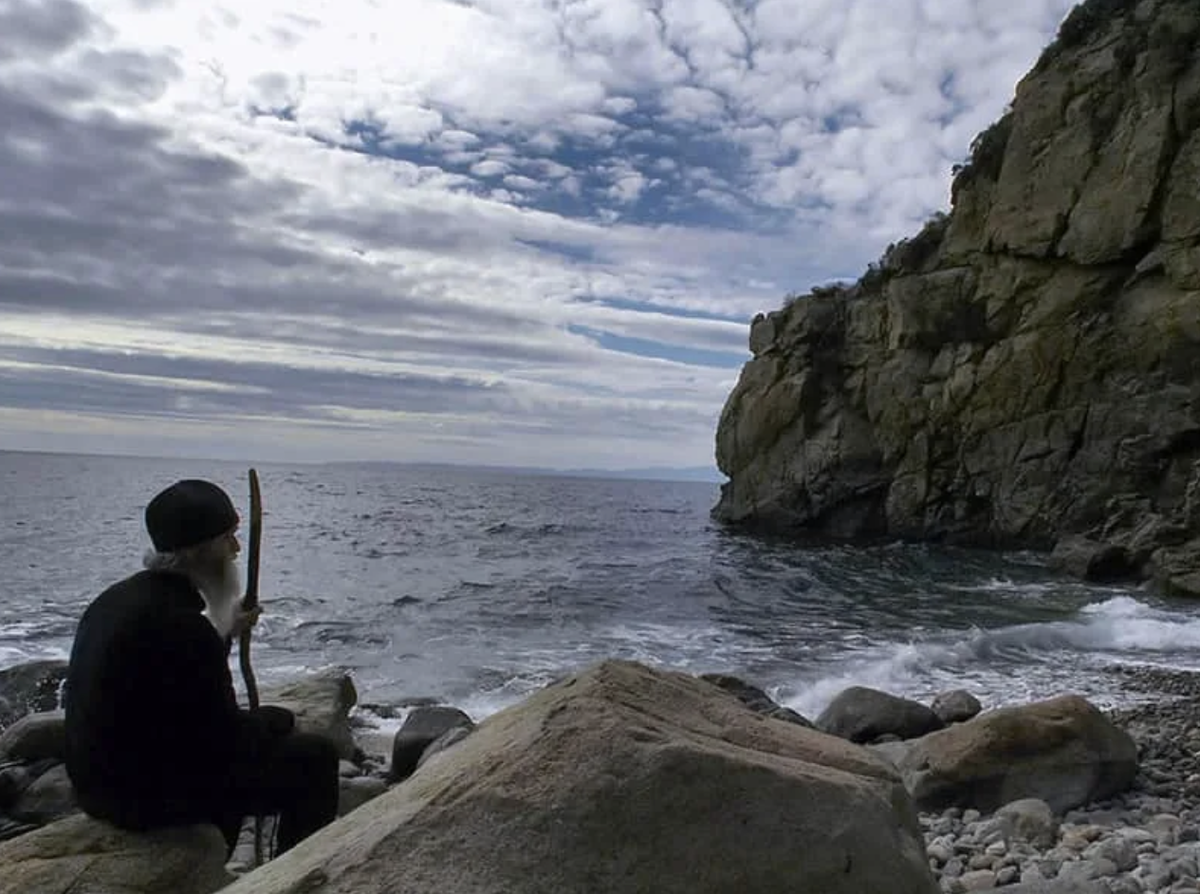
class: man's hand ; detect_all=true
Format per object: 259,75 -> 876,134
230,603 -> 262,639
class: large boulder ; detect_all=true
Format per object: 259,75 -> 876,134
0,661 -> 67,731
895,695 -> 1137,813
222,659 -> 939,894
0,813 -> 232,894
817,686 -> 945,743
712,0 -> 1200,589
260,668 -> 358,760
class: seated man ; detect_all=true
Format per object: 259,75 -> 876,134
64,478 -> 339,857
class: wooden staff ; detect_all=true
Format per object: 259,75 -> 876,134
239,467 -> 262,710
239,468 -> 265,865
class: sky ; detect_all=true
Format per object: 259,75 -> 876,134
0,0 -> 1077,472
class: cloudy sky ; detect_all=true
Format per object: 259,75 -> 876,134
0,0 -> 1076,472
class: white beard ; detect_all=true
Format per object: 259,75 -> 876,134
194,557 -> 242,639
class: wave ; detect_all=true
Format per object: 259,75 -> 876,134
779,595 -> 1200,718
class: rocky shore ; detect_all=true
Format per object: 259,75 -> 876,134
3,657 -> 1200,892
916,666 -> 1200,893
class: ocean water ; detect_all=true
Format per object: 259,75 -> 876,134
4,450 -> 1200,732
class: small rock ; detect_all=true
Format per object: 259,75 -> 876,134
957,869 -> 996,890
931,690 -> 982,725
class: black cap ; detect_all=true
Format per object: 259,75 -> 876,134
145,479 -> 238,552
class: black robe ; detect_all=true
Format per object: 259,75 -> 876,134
64,569 -> 277,828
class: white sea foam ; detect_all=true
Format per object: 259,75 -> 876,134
779,595 -> 1200,719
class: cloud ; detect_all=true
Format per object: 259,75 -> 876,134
0,0 -> 1077,469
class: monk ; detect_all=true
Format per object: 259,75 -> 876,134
64,479 -> 339,857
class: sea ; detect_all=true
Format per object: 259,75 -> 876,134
4,450 -> 1200,735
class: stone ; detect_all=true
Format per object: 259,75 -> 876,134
220,659 -> 939,894
0,661 -> 67,732
10,762 -> 76,824
414,724 -> 473,772
992,798 -> 1060,848
0,710 -> 65,762
959,869 -> 997,890
0,813 -> 232,894
337,775 -> 388,817
818,685 -> 945,743
260,667 -> 359,760
699,673 -> 815,727
932,691 -> 983,725
995,882 -> 1110,894
896,695 -> 1137,813
389,705 -> 475,782
1049,537 -> 1138,583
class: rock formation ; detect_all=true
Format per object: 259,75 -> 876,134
714,0 -> 1200,593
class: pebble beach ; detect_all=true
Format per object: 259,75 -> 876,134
923,667 -> 1200,893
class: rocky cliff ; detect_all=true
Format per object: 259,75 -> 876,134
714,0 -> 1200,593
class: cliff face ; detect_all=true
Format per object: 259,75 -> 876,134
714,0 -> 1200,592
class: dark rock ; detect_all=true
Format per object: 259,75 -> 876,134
389,706 -> 474,782
0,661 -> 67,732
0,818 -> 37,843
931,690 -> 983,725
1050,536 -> 1138,582
817,686 -> 944,744
698,673 -> 815,728
415,724 -> 473,771
10,763 -> 76,825
0,712 -> 65,762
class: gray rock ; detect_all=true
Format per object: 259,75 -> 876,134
817,685 -> 945,743
992,882 -> 1109,894
389,705 -> 475,782
958,869 -> 996,890
0,711 -> 65,762
698,673 -> 814,728
337,775 -> 387,817
415,723 -> 473,771
0,661 -> 66,732
260,667 -> 359,760
1049,537 -> 1137,583
0,813 -> 231,894
1086,835 -> 1139,872
897,696 -> 1137,813
932,691 -> 983,725
10,763 -> 76,824
993,799 -> 1060,848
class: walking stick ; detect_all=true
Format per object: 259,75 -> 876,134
239,468 -> 265,865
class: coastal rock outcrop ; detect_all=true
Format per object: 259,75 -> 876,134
222,659 -> 938,894
714,0 -> 1200,592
